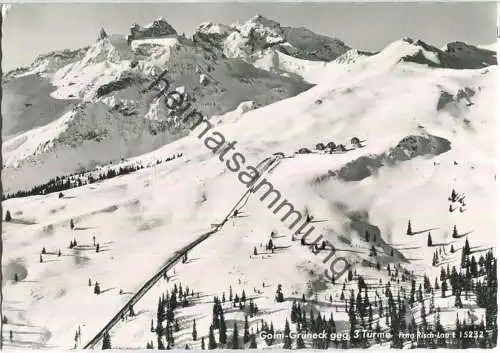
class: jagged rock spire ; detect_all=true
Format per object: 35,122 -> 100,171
99,27 -> 108,40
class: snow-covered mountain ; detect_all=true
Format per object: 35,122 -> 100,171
1,15 -> 498,350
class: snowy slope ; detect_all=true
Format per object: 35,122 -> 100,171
2,47 -> 497,349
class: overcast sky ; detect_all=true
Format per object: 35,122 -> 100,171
2,2 -> 497,71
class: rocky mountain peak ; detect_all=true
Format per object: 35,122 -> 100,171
127,17 -> 178,44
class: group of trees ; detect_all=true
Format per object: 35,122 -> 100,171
147,282 -> 198,349
289,301 -> 337,349
2,154 -> 183,200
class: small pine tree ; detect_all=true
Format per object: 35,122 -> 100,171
283,319 -> 292,349
14,273 -> 19,282
450,244 -> 455,253
102,331 -> 111,349
243,315 -> 250,343
201,337 -> 206,350
464,238 -> 470,255
427,232 -> 433,246
5,210 -> 12,222
58,249 -> 62,256
275,284 -> 284,303
406,220 -> 412,235
94,282 -> 101,295
253,247 -> 257,256
88,278 -> 92,287
249,334 -> 257,349
70,219 -> 75,230
208,326 -> 217,349
296,334 -> 305,349
452,225 -> 458,238
96,243 -> 100,253
192,319 -> 197,341
231,321 -> 239,349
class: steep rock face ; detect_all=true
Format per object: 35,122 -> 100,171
4,48 -> 89,81
194,15 -> 351,62
2,27 -> 313,193
445,41 -> 497,67
399,37 -> 496,69
279,27 -> 351,61
127,17 -> 178,43
326,135 -> 452,182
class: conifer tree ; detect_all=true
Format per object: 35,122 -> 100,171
253,247 -> 257,256
201,337 -> 205,350
283,319 -> 292,349
14,273 -> 19,282
5,210 -> 12,222
192,319 -> 197,341
452,225 -> 458,238
102,331 -> 111,349
88,278 -> 92,286
427,232 -> 432,246
94,282 -> 101,295
243,315 -> 250,343
406,220 -> 412,235
441,279 -> 447,298
451,244 -> 455,253
40,254 -> 43,263
231,321 -> 239,349
70,219 -> 75,230
208,326 -> 217,349
464,238 -> 470,255
275,284 -> 284,302
249,334 -> 257,348
267,239 -> 274,250
158,336 -> 165,350
461,249 -> 468,268
219,311 -> 227,345
229,286 -> 233,301
296,333 -> 305,349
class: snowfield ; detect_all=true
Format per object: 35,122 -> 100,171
1,13 -> 498,349
2,49 -> 497,348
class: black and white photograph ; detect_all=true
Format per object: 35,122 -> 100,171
0,1 -> 498,350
